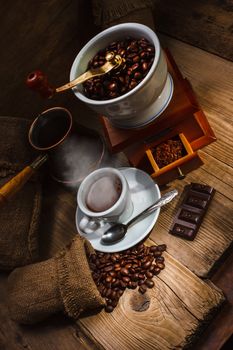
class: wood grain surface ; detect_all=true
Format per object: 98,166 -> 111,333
0,1 -> 232,349
154,0 -> 233,61
77,245 -> 225,350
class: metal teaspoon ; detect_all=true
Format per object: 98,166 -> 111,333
100,189 -> 178,245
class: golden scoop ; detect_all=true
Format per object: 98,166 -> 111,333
26,52 -> 125,98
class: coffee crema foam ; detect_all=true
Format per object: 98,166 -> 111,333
86,175 -> 122,212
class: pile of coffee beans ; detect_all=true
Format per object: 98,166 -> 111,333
88,242 -> 166,312
83,37 -> 155,100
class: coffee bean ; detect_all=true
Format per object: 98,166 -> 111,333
140,51 -> 148,58
105,305 -> 114,313
104,265 -> 114,272
105,282 -> 112,289
121,267 -> 129,276
111,299 -> 118,308
138,273 -> 145,280
112,279 -> 120,288
134,72 -> 142,80
110,290 -> 117,300
122,276 -> 130,283
127,68 -> 133,76
105,276 -> 112,283
142,260 -> 152,270
119,49 -> 126,56
106,288 -> 112,298
120,259 -> 126,267
83,36 -> 155,100
142,62 -> 148,71
109,91 -> 118,98
120,280 -> 127,289
101,287 -> 107,297
149,246 -> 158,253
125,263 -> 132,269
153,251 -> 162,257
131,63 -> 139,71
139,284 -> 147,294
157,262 -> 165,270
145,279 -> 155,288
157,256 -> 165,263
157,244 -> 167,252
153,267 -> 161,275
129,80 -> 137,90
147,46 -> 155,53
109,271 -> 116,277
131,282 -> 138,289
131,273 -> 139,281
109,82 -> 117,91
133,55 -> 140,63
88,242 -> 165,313
118,289 -> 124,296
138,279 -> 145,286
145,271 -> 153,279
114,264 -> 121,272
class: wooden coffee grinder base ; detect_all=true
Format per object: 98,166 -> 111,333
100,50 -> 216,185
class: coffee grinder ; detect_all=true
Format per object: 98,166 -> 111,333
99,49 -> 216,185
27,23 -> 216,185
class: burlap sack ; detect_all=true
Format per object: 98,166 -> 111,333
0,116 -> 42,270
7,236 -> 105,324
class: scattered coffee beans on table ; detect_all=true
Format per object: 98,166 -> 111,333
88,242 -> 166,312
83,37 -> 155,100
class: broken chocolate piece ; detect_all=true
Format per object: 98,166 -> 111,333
169,182 -> 215,240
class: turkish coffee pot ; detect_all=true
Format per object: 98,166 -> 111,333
0,107 -> 105,206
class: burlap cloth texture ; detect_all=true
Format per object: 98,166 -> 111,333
7,235 -> 105,324
0,116 -> 42,271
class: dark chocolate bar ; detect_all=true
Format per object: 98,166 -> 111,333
169,183 -> 215,240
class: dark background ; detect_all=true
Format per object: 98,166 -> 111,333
0,0 -> 232,123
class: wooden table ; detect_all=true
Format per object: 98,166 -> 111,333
0,1 -> 232,349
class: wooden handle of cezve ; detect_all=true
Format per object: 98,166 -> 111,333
0,166 -> 34,206
0,154 -> 48,207
26,70 -> 55,98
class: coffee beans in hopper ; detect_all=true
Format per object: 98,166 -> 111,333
83,37 -> 155,100
88,242 -> 166,313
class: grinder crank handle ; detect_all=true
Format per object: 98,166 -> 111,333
0,154 -> 48,207
26,52 -> 124,98
26,70 -> 55,99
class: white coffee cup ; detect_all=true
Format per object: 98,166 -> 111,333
77,167 -> 133,233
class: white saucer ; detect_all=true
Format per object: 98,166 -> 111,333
75,167 -> 161,252
111,73 -> 174,129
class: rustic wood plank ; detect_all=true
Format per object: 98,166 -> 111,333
150,160 -> 233,278
154,0 -> 233,61
159,34 -> 233,119
77,248 -> 225,350
0,2 -> 232,349
200,110 -> 233,167
159,34 -> 233,167
150,37 -> 233,279
195,253 -> 233,349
